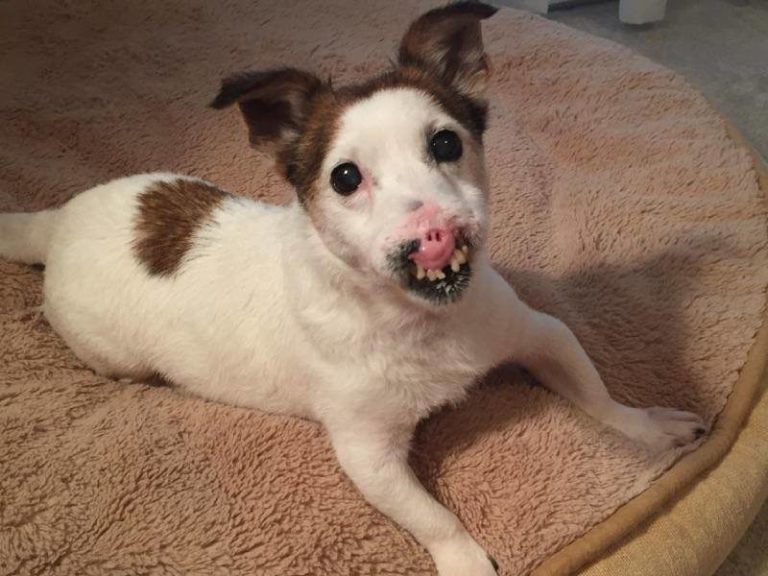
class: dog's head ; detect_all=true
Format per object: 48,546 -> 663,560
212,2 -> 497,306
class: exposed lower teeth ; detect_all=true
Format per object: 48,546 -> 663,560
410,245 -> 470,282
412,262 -> 461,281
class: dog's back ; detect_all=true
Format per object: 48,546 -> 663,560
3,173 -> 314,415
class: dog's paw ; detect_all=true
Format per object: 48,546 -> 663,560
615,405 -> 706,452
430,534 -> 498,576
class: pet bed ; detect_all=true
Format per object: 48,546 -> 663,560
1,1 -> 766,575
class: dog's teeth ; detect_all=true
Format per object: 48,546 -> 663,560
426,269 -> 436,281
450,257 -> 460,273
454,249 -> 467,265
416,265 -> 426,280
461,245 -> 469,255
435,270 -> 446,280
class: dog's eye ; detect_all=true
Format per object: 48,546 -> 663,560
330,162 -> 362,196
429,130 -> 463,163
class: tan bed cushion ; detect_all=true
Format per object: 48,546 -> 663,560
581,381 -> 768,576
1,3 -> 766,575
538,124 -> 768,576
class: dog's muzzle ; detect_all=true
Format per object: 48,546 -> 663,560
388,233 -> 474,305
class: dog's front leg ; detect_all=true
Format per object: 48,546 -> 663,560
480,269 -> 706,451
511,299 -> 707,451
325,418 -> 497,576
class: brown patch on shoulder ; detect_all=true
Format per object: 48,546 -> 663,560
133,178 -> 230,276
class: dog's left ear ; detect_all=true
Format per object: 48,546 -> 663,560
210,68 -> 322,153
399,1 -> 497,99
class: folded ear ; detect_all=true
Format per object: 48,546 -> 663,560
210,68 -> 323,152
398,1 -> 497,99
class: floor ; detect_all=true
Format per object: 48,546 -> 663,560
543,1 -> 768,574
717,498 -> 768,576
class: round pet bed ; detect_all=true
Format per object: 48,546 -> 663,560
0,2 -> 766,575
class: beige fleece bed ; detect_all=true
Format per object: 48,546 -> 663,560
550,126 -> 768,576
1,1 -> 767,575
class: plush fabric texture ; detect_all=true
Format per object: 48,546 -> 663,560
547,123 -> 768,576
0,2 -> 766,576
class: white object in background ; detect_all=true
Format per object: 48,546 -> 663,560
619,0 -> 667,24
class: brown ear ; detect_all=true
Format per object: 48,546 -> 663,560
210,68 -> 323,152
398,1 -> 497,99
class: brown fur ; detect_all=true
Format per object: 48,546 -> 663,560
210,68 -> 322,152
398,1 -> 496,99
133,179 -> 230,276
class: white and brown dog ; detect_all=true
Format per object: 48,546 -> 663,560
0,3 -> 705,575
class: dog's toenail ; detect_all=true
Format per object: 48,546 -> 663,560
694,426 -> 706,438
489,555 -> 499,572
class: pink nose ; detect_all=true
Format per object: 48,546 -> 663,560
410,227 -> 456,271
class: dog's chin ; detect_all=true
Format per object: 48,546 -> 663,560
386,239 -> 475,307
403,262 -> 472,306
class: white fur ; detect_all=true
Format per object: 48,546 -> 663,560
313,89 -> 487,284
0,89 -> 704,576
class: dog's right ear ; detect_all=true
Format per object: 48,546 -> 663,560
210,68 -> 323,153
398,2 -> 497,100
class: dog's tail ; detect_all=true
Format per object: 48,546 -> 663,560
0,209 -> 58,265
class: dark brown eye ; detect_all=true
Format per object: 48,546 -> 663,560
430,129 -> 462,163
330,162 -> 362,196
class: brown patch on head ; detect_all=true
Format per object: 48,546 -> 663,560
210,67 -> 337,199
133,179 -> 230,276
278,88 -> 344,202
352,66 -> 489,138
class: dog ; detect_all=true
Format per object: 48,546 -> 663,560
0,3 -> 706,574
